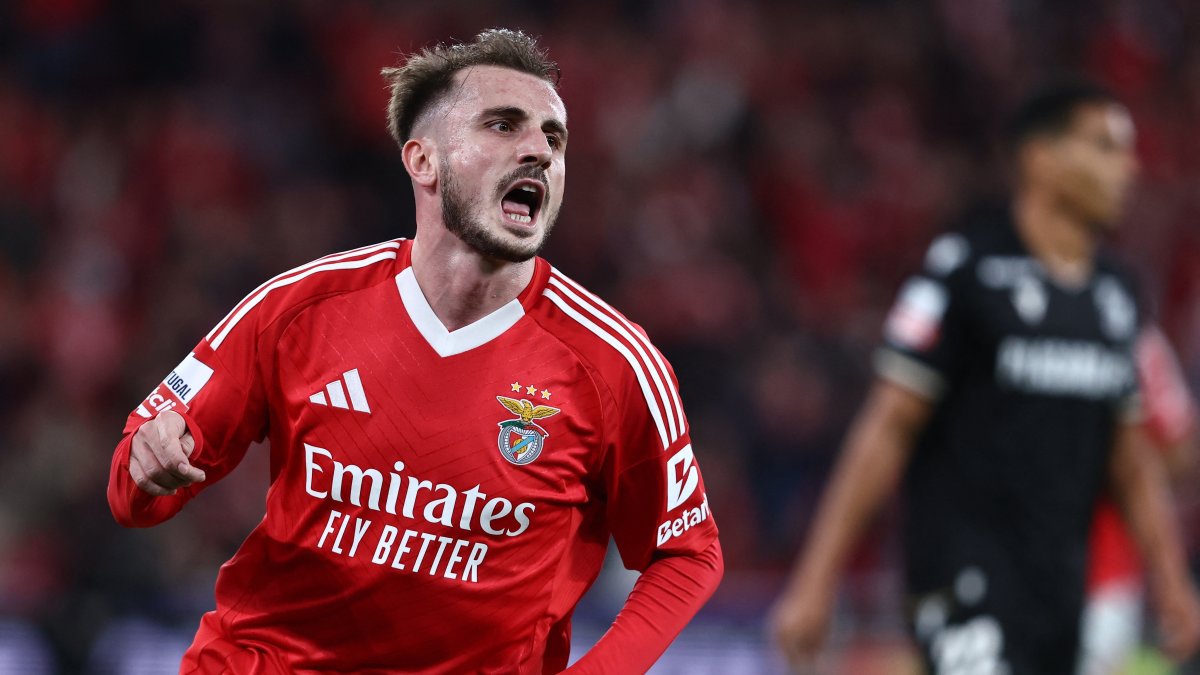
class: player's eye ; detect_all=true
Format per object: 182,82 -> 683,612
546,135 -> 560,150
490,120 -> 513,133
1085,133 -> 1118,153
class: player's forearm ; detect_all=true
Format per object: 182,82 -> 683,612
1112,426 -> 1191,593
1159,423 -> 1199,483
786,385 -> 921,598
565,540 -> 723,674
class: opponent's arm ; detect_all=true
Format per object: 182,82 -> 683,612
563,540 -> 723,674
771,379 -> 932,670
1109,421 -> 1200,661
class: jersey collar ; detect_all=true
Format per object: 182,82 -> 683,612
393,241 -> 549,357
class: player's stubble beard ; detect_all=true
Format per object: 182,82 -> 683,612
441,164 -> 558,263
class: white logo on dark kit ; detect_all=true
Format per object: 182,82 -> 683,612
1094,278 -> 1135,340
1011,276 -> 1047,326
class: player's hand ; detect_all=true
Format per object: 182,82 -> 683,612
1156,581 -> 1200,662
129,409 -> 205,496
769,583 -> 833,674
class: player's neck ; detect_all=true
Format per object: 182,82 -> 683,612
1013,191 -> 1097,288
408,230 -> 535,332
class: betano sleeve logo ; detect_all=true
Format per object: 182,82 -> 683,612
135,353 -> 215,418
658,444 -> 710,547
665,444 -> 699,511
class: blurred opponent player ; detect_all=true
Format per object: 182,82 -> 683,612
107,29 -> 721,673
1081,324 -> 1198,675
771,80 -> 1200,674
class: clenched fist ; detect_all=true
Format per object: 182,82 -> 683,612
129,410 -> 206,495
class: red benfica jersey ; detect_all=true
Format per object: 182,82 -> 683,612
108,239 -> 718,673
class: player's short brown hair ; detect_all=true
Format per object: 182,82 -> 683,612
381,28 -> 560,146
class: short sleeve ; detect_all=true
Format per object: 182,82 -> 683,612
875,233 -> 973,401
599,343 -> 718,572
1096,271 -> 1145,421
1136,324 -> 1197,443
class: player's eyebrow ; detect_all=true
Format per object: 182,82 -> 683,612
481,105 -> 527,122
481,105 -> 568,143
542,118 -> 568,144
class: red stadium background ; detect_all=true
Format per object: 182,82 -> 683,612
1,0 -> 1199,672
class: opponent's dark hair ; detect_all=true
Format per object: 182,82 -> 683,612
381,28 -> 559,146
1004,78 -> 1119,151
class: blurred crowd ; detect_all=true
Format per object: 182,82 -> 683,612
2,0 -> 1200,670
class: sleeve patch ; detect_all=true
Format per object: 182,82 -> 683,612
665,444 -> 699,512
885,278 -> 947,352
657,444 -> 711,548
135,353 -> 214,418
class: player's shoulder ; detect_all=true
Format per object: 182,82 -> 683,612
205,239 -> 405,350
531,265 -> 686,448
530,265 -> 681,395
917,206 -> 1023,283
532,266 -> 662,371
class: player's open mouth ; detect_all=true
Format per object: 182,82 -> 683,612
500,180 -> 545,226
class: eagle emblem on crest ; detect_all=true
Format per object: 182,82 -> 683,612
495,396 -> 560,465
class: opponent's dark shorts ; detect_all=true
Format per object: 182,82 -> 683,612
907,562 -> 1081,675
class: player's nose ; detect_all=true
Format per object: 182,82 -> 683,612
516,129 -> 552,169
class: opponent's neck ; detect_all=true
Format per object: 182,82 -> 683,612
1013,190 -> 1098,287
408,229 -> 535,332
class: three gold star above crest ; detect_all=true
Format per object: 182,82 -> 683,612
510,381 -> 553,401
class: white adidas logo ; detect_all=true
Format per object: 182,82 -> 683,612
310,368 -> 371,414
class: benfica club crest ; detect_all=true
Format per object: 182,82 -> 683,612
495,396 -> 560,465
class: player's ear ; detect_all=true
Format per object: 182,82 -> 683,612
402,137 -> 438,189
1019,137 -> 1055,185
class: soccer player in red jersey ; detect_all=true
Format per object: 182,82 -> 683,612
107,29 -> 722,674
